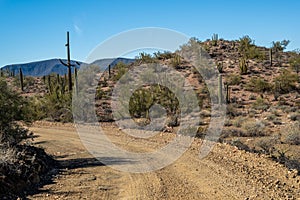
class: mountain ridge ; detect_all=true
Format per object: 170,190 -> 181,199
1,57 -> 135,76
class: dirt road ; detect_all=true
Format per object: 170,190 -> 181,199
27,122 -> 299,200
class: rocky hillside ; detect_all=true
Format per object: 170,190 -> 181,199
4,37 -> 300,174
94,38 -> 300,174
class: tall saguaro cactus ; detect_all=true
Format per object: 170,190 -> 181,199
224,83 -> 230,104
19,68 -> 24,91
218,74 -> 223,105
108,64 -> 111,78
60,31 -> 74,91
269,48 -> 273,67
74,67 -> 78,96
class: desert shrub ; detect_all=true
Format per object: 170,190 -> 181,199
171,54 -> 182,68
274,69 -> 298,94
96,88 -> 106,99
112,62 -> 128,81
266,113 -> 276,121
272,40 -> 290,52
249,94 -> 256,100
226,74 -> 241,85
245,77 -> 272,93
11,75 -> 37,92
289,54 -> 300,74
136,52 -> 157,63
221,127 -> 245,138
0,125 -> 29,146
24,76 -> 36,87
226,104 -> 242,117
284,122 -> 300,145
248,46 -> 265,60
0,147 -> 16,165
238,35 -> 264,60
43,92 -> 72,122
153,51 -> 174,60
241,120 -> 266,137
230,138 -> 250,151
239,35 -> 253,58
128,85 -> 180,126
25,75 -> 73,122
0,78 -> 30,145
288,112 -> 300,121
232,116 -> 247,127
24,96 -> 47,121
252,97 -> 270,111
256,137 -> 277,154
0,79 -> 26,125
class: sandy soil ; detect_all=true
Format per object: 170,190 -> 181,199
27,122 -> 300,200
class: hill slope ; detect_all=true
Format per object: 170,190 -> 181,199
1,58 -> 135,76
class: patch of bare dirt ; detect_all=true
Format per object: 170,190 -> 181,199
27,122 -> 300,200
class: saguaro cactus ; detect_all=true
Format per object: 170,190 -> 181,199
60,31 -> 74,91
217,61 -> 223,73
212,33 -> 218,46
47,75 -> 52,94
218,74 -> 223,105
224,83 -> 230,104
108,64 -> 111,78
74,67 -> 78,96
57,74 -> 60,85
269,48 -> 273,67
239,58 -> 248,74
19,68 -> 24,91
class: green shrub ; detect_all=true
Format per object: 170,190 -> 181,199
289,54 -> 300,74
153,51 -> 174,60
272,40 -> 290,52
171,54 -> 182,68
128,85 -> 180,126
239,36 -> 253,57
25,74 -> 73,122
241,120 -> 266,137
238,35 -> 264,60
289,112 -> 300,121
0,78 -> 30,145
227,74 -> 241,85
248,46 -> 265,60
0,79 -> 25,125
226,104 -> 242,117
112,62 -> 129,81
136,52 -> 157,63
284,122 -> 300,145
252,97 -> 270,111
96,88 -> 106,99
245,77 -> 273,93
256,138 -> 276,154
232,116 -> 247,128
24,76 -> 35,87
274,69 -> 298,94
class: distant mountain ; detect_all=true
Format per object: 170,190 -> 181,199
1,59 -> 82,76
90,58 -> 135,71
1,58 -> 135,77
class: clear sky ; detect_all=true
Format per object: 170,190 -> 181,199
0,0 -> 299,67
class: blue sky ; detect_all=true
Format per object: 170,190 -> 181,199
0,0 -> 299,66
